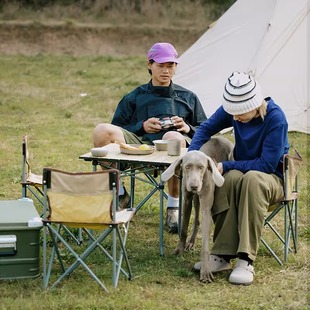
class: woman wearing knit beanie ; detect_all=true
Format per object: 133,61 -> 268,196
189,71 -> 289,285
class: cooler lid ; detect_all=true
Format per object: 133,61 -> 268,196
0,199 -> 40,227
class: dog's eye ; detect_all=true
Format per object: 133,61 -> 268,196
185,164 -> 192,170
199,165 -> 204,170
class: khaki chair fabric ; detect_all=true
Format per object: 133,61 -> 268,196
21,134 -> 44,204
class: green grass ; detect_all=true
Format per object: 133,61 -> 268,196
0,55 -> 309,310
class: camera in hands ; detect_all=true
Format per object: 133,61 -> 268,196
160,117 -> 174,129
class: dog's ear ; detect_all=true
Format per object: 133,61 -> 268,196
207,157 -> 225,187
161,157 -> 183,182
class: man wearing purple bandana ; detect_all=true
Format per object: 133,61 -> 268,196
93,42 -> 206,233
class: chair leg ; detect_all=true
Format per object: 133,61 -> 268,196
26,185 -> 44,206
115,224 -> 133,283
60,225 -> 83,245
260,237 -> 283,266
284,200 -> 298,262
46,225 -> 110,292
22,184 -> 27,199
43,224 -> 67,289
86,223 -> 133,282
284,204 -> 289,262
295,199 -> 298,252
45,224 -> 132,291
265,205 -> 287,247
112,226 -> 117,288
262,199 -> 298,265
43,224 -> 48,288
85,228 -> 131,279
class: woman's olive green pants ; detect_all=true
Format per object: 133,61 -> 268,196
211,170 -> 284,261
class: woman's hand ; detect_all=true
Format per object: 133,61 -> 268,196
217,162 -> 223,175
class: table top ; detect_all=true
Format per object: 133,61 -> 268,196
79,143 -> 187,167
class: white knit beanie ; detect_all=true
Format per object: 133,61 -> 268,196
223,71 -> 264,115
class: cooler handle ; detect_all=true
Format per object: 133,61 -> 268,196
0,235 -> 17,256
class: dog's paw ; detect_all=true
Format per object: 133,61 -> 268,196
185,241 -> 195,251
174,241 -> 186,256
174,247 -> 184,256
200,271 -> 214,283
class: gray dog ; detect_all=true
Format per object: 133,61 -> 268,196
161,136 -> 234,283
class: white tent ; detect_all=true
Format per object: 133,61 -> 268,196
174,0 -> 309,134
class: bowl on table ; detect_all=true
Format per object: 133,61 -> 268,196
90,147 -> 109,157
153,140 -> 168,151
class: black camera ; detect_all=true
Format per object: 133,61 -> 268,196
160,117 -> 174,129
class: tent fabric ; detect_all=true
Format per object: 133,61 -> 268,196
174,0 -> 309,134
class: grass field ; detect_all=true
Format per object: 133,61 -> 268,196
0,55 -> 309,310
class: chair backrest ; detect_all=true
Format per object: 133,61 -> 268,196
283,149 -> 303,201
43,168 -> 119,225
21,134 -> 43,185
22,134 -> 30,183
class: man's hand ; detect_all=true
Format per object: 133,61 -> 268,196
143,117 -> 162,133
143,116 -> 190,134
171,116 -> 190,134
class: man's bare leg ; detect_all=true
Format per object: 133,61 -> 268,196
162,131 -> 184,233
93,123 -> 125,147
92,123 -> 130,208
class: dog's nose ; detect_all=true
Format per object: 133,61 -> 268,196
190,185 -> 198,192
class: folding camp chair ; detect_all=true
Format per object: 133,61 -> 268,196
42,168 -> 135,292
21,134 -> 44,206
21,134 -> 82,244
261,150 -> 303,265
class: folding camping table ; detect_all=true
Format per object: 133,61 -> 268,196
79,143 -> 187,255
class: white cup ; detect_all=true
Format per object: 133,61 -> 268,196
167,139 -> 181,156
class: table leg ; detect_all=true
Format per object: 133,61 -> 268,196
92,160 -> 98,172
130,168 -> 135,210
159,170 -> 165,256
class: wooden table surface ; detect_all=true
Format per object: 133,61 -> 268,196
79,143 -> 187,166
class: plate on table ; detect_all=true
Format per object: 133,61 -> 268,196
119,144 -> 155,155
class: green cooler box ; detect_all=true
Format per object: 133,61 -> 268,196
0,199 -> 42,279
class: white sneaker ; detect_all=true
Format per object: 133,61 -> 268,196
165,208 -> 179,234
193,255 -> 232,273
229,259 -> 255,285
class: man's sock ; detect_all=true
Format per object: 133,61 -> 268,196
119,180 -> 125,196
167,195 -> 179,209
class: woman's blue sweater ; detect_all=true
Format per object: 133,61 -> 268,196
188,98 -> 289,179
